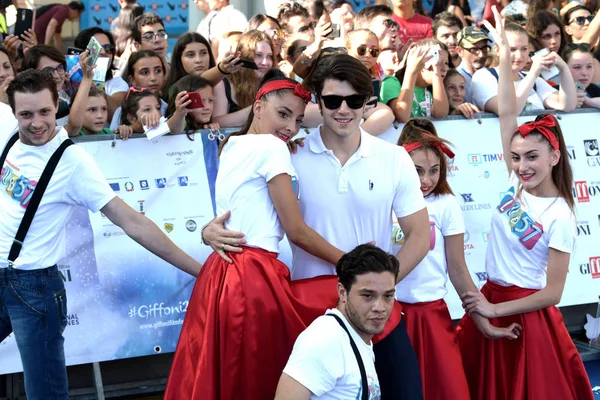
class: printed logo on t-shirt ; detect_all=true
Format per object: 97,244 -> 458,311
365,374 -> 381,400
497,187 -> 543,250
392,221 -> 436,251
0,165 -> 37,208
291,175 -> 300,200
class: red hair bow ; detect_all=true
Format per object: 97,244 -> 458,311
402,141 -> 455,159
256,80 -> 312,104
515,115 -> 560,150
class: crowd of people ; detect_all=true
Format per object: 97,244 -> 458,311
0,0 -> 598,399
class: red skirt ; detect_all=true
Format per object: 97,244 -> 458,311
456,280 -> 593,400
400,299 -> 471,400
164,247 -> 340,400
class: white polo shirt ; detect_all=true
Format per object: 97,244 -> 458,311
290,127 -> 426,280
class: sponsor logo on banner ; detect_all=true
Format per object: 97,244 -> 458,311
155,178 -> 167,188
140,180 -> 149,190
460,193 -> 491,211
479,170 -> 491,180
482,232 -> 490,242
584,139 -> 600,167
109,183 -> 120,192
129,301 -> 189,319
138,200 -> 145,215
178,176 -> 188,187
573,181 -> 600,203
577,222 -> 591,236
58,264 -> 72,283
467,153 -> 503,166
125,182 -> 134,192
567,146 -> 576,161
165,223 -> 174,233
580,256 -> 600,278
104,230 -> 126,237
66,313 -> 80,326
475,272 -> 488,282
186,220 -> 197,232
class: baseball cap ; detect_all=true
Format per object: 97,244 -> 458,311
457,26 -> 490,47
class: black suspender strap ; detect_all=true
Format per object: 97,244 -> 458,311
5,137 -> 74,266
328,313 -> 369,400
0,133 -> 19,167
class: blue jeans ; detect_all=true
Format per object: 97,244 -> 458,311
0,265 -> 69,399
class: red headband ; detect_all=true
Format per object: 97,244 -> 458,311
515,115 -> 560,150
402,141 -> 455,159
255,80 -> 312,104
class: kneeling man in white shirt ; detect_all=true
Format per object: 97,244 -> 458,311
275,244 -> 398,400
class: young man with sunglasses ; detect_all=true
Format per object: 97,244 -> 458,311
203,54 -> 429,399
277,2 -> 315,40
455,26 -> 491,103
0,69 -> 202,400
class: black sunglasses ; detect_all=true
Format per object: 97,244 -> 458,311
320,94 -> 366,110
569,15 -> 594,25
383,18 -> 399,29
298,21 -> 316,33
356,45 -> 380,58
321,47 -> 348,54
102,43 -> 115,54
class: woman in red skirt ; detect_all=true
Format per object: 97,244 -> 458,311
393,119 -> 521,400
164,70 -> 346,400
458,8 -> 594,400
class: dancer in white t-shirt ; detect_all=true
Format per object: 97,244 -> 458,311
457,8 -> 593,400
165,71 -> 346,400
394,118 -> 521,400
276,244 -> 398,400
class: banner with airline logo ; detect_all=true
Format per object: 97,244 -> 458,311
379,110 -> 600,318
0,134 -> 214,374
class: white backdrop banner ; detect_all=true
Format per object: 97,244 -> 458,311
1,111 -> 599,373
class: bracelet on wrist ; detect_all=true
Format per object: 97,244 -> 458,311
217,62 -> 230,75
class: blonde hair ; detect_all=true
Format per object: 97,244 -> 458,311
227,30 -> 274,109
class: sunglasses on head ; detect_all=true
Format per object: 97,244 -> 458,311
320,94 -> 366,110
125,86 -> 155,100
321,47 -> 348,54
565,42 -> 591,52
356,45 -> 380,58
569,15 -> 594,25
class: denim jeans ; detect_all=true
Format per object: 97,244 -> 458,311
0,265 -> 69,399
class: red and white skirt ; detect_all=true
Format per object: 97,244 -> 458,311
456,280 -> 593,400
400,299 -> 471,400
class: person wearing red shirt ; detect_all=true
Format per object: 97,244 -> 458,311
391,0 -> 433,44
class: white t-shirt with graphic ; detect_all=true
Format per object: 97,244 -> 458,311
217,134 -> 298,254
471,68 -> 556,112
0,127 -> 116,270
283,308 -> 381,400
486,173 -> 576,289
392,194 -> 465,303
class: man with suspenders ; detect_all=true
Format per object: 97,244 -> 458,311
0,69 -> 202,399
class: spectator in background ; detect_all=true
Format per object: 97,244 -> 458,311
278,1 -> 316,41
113,3 -> 144,75
455,26 -> 490,103
166,75 -> 219,136
196,0 -> 248,60
329,0 -> 355,35
0,46 -> 15,104
34,1 -> 84,50
527,11 -> 567,86
355,5 -> 399,51
381,39 -> 450,122
111,0 -> 139,33
133,13 -> 169,65
74,27 -> 129,121
563,42 -> 600,108
562,5 -> 600,83
444,69 -> 481,118
23,45 -> 70,125
346,29 -> 381,78
248,14 -> 285,64
433,12 -> 463,68
212,30 -> 274,127
526,0 -> 555,19
470,23 -> 576,115
390,0 -> 434,43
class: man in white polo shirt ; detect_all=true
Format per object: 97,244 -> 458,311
275,244 -> 398,399
0,69 -> 202,400
203,54 -> 429,399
